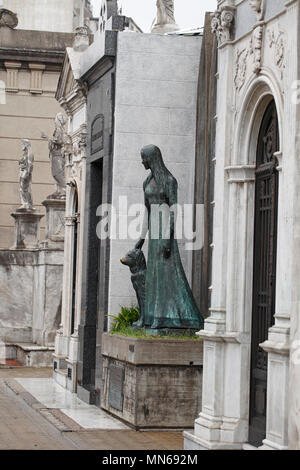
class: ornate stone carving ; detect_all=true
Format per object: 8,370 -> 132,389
249,0 -> 265,22
47,113 -> 70,199
0,8 -> 18,29
151,0 -> 180,35
249,25 -> 263,74
211,7 -> 235,46
73,26 -> 89,52
268,29 -> 285,78
234,48 -> 249,91
18,140 -> 34,211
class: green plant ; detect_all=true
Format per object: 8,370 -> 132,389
109,306 -> 140,332
110,325 -> 202,341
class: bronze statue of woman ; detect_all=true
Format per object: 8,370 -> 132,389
135,145 -> 204,332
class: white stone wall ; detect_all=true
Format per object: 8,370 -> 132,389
108,32 -> 201,322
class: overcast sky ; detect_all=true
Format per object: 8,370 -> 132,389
91,0 -> 217,32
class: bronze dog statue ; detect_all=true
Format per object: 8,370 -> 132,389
120,248 -> 146,328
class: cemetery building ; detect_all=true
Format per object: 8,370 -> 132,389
52,0 -> 206,411
2,0 -> 300,451
0,0 -> 93,248
0,1 -> 92,364
185,0 -> 300,451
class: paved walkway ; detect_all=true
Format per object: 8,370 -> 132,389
0,367 -> 183,450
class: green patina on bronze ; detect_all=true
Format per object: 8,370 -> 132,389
132,144 -> 204,332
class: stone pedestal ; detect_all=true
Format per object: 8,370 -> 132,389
151,23 -> 180,35
101,333 -> 203,429
40,198 -> 65,249
11,210 -> 43,250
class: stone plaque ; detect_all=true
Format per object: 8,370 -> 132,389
108,364 -> 124,411
91,114 -> 104,154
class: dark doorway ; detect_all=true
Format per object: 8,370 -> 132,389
77,159 -> 103,402
71,191 -> 79,335
249,100 -> 279,447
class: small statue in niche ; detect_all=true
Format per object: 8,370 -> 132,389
120,248 -> 147,328
133,145 -> 204,332
47,112 -> 69,199
151,0 -> 180,34
18,139 -> 34,211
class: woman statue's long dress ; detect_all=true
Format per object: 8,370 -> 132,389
135,145 -> 204,331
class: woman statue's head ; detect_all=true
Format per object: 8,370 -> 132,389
55,112 -> 67,128
140,144 -> 174,194
141,145 -> 164,171
21,139 -> 31,153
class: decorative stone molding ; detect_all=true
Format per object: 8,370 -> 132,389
29,63 -> 46,94
260,339 -> 290,356
0,8 -> 18,29
268,28 -> 285,79
73,26 -> 90,52
234,48 -> 249,91
4,61 -> 21,92
248,0 -> 265,22
274,151 -> 283,172
249,25 -> 263,74
225,165 -> 256,183
211,7 -> 235,46
79,125 -> 87,152
65,215 -> 77,227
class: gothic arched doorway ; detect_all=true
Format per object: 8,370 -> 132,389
249,99 -> 279,447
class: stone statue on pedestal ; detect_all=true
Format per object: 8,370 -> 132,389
18,139 -> 34,211
48,112 -> 69,199
151,0 -> 180,35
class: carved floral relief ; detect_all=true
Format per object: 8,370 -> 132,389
234,48 -> 249,91
211,7 -> 235,46
268,28 -> 285,78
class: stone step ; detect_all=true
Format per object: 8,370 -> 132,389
53,368 -> 68,388
0,342 -> 54,367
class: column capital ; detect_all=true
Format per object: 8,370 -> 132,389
225,165 -> 256,183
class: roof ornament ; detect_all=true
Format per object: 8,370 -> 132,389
0,8 -> 18,29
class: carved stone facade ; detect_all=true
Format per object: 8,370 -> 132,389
211,6 -> 235,46
185,0 -> 300,451
53,36 -> 88,392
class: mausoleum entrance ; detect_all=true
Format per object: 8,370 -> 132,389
249,100 -> 279,447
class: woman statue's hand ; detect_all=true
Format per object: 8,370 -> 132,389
135,239 -> 144,250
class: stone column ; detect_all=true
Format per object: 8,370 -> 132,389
55,213 -> 75,358
11,209 -> 44,250
184,17 -> 240,447
259,151 -> 290,450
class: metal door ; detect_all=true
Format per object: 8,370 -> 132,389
249,100 -> 279,447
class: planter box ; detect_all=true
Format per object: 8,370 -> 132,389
101,333 -> 203,429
